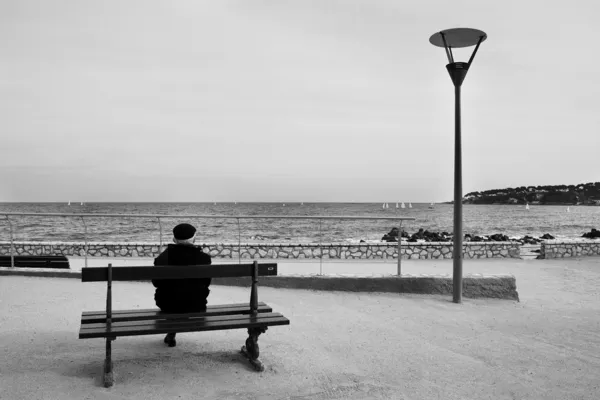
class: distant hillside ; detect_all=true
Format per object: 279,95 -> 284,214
456,182 -> 600,205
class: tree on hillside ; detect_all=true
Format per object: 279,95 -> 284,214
460,182 -> 600,204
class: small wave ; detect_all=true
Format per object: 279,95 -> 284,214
248,234 -> 279,241
343,238 -> 382,244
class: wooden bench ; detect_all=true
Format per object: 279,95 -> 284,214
0,255 -> 70,269
79,261 -> 290,387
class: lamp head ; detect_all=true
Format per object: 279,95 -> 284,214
429,28 -> 487,87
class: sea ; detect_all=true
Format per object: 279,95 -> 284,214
0,202 -> 599,244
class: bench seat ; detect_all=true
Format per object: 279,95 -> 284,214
81,302 -> 273,324
0,255 -> 70,269
80,311 -> 289,339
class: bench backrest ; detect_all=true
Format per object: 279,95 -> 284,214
81,262 -> 278,282
82,261 -> 277,324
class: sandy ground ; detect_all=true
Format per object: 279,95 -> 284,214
1,258 -> 599,400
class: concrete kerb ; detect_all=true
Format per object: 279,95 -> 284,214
213,274 -> 518,300
0,267 -> 519,300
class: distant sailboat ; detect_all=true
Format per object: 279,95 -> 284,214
526,203 -> 530,210
428,202 -> 435,209
401,202 -> 405,209
382,203 -> 385,209
408,202 -> 412,208
567,207 -> 570,212
80,202 -> 84,206
396,202 -> 399,209
68,201 -> 71,206
283,203 -> 286,207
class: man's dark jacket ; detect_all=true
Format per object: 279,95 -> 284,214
152,243 -> 212,312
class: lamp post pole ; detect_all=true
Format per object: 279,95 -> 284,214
430,28 -> 487,303
453,76 -> 463,304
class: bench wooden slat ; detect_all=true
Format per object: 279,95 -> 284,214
81,303 -> 273,323
79,312 -> 290,339
1,261 -> 69,268
82,301 -> 269,317
81,263 -> 278,282
82,312 -> 285,330
0,255 -> 70,269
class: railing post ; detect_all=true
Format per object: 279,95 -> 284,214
237,218 -> 241,264
319,218 -> 323,275
157,217 -> 163,253
4,216 -> 15,268
397,220 -> 403,276
104,262 -> 114,387
80,216 -> 88,268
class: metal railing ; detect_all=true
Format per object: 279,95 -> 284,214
1,212 -> 415,275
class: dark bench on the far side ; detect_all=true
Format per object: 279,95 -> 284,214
0,255 -> 70,269
78,261 -> 290,387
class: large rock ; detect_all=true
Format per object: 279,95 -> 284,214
381,228 -> 400,242
582,228 -> 600,238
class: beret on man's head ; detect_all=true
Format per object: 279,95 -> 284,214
173,223 -> 197,240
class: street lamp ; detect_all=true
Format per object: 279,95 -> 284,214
429,28 -> 487,304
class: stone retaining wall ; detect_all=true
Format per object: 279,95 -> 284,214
540,240 -> 600,258
0,241 -> 521,259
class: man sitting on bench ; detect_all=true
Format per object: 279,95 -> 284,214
152,223 -> 212,347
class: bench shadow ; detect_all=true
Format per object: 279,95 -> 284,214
0,330 -> 106,387
62,360 -> 105,387
61,338 -> 258,387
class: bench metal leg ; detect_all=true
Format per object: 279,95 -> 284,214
240,326 -> 267,372
103,337 -> 115,388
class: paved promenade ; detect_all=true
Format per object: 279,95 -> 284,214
1,257 -> 599,399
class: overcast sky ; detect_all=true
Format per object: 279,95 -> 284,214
1,0 -> 598,203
